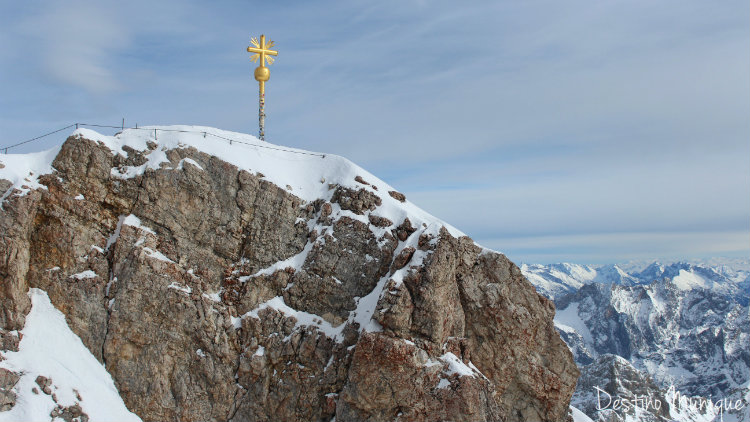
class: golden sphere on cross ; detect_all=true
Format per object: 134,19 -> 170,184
254,66 -> 270,82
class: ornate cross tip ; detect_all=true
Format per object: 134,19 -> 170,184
247,35 -> 278,69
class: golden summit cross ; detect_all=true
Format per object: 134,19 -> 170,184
247,34 -> 278,141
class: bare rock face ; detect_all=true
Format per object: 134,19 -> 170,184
0,368 -> 20,411
363,230 -> 579,421
0,132 -> 578,421
337,332 -> 502,421
0,187 -> 39,331
331,186 -> 382,215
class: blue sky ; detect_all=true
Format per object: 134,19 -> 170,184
1,0 -> 748,264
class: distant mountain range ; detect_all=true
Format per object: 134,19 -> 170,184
522,260 -> 749,302
522,259 -> 750,422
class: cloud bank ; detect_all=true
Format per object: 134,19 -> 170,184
1,0 -> 747,263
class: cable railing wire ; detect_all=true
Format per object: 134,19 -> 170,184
1,124 -> 77,153
1,122 -> 325,158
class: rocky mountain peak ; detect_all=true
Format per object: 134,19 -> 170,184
0,126 -> 578,421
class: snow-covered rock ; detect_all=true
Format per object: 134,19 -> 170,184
0,126 -> 577,422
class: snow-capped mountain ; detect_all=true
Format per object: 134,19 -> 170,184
521,263 -> 597,300
0,126 -> 579,422
523,261 -> 749,302
523,260 -> 750,422
633,262 -> 749,305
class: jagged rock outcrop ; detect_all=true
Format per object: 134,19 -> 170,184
0,127 -> 578,421
0,368 -> 20,411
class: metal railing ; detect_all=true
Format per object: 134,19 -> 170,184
1,122 -> 325,158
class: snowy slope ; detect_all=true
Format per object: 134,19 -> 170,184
0,289 -> 141,422
1,125 -> 468,242
0,147 -> 60,208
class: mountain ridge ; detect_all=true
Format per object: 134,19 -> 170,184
522,259 -> 749,301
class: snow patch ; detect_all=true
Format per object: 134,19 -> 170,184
176,157 -> 203,170
167,282 -> 192,294
672,269 -> 709,291
570,406 -> 594,422
122,214 -> 156,234
142,247 -> 173,263
0,146 -> 60,209
436,378 -> 451,389
105,216 -> 125,251
241,297 -> 344,341
69,270 -> 98,280
554,302 -> 595,349
440,352 -> 477,378
246,242 -> 315,279
202,292 -> 221,302
0,288 -> 141,422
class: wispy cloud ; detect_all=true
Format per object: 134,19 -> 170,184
1,0 -> 747,263
19,1 -> 131,95
479,230 -> 750,265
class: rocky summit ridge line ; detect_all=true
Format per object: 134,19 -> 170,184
0,126 -> 578,422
